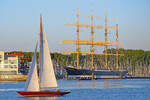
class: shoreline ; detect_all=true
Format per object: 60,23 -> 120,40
1,75 -> 150,82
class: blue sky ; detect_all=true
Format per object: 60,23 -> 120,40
0,0 -> 150,52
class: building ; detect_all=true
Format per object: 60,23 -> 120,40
0,51 -> 19,75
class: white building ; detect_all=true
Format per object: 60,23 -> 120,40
0,51 -> 19,75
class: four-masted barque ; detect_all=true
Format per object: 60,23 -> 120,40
63,9 -> 128,79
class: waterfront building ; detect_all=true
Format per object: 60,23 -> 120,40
0,51 -> 19,75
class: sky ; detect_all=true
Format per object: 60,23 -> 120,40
0,0 -> 150,52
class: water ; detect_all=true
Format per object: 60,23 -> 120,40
0,79 -> 150,100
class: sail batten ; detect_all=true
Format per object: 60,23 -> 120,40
39,16 -> 58,89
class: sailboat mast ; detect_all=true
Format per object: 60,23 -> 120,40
38,15 -> 42,88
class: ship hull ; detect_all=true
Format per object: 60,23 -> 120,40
17,91 -> 70,97
64,67 -> 128,79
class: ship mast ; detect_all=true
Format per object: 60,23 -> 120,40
91,9 -> 94,70
104,15 -> 108,69
90,10 -> 95,79
116,24 -> 119,70
76,8 -> 80,69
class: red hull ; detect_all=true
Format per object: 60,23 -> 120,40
17,91 -> 70,96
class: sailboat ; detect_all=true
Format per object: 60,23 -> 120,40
17,15 -> 70,96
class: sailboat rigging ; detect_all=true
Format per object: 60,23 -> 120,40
17,15 -> 70,96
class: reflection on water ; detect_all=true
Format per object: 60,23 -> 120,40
77,80 -> 96,88
75,79 -> 137,89
91,80 -> 95,88
27,96 -> 58,100
77,80 -> 80,88
104,80 -> 109,88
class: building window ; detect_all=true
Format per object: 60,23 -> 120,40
9,61 -> 14,64
13,65 -> 17,68
4,60 -> 8,64
0,71 -> 17,75
9,60 -> 17,64
4,65 -> 8,68
13,60 -> 17,64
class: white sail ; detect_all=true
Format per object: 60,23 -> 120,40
40,16 -> 58,88
25,43 -> 40,91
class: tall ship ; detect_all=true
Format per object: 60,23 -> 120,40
62,9 -> 128,79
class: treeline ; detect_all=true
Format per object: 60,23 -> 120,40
7,48 -> 150,76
